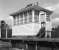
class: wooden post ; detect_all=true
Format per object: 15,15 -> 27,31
36,42 -> 37,50
51,47 -> 54,50
26,43 -> 28,50
39,11 -> 41,24
32,10 -> 35,22
44,12 -> 47,22
0,23 -> 1,38
6,25 -> 7,39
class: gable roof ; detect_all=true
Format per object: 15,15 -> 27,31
10,5 -> 53,16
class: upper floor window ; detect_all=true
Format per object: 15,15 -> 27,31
14,16 -> 19,25
46,15 -> 50,21
24,12 -> 27,23
28,10 -> 32,23
40,11 -> 46,22
35,10 -> 39,16
19,13 -> 23,24
34,10 -> 39,23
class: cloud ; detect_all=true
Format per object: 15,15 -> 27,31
51,18 -> 59,27
52,18 -> 59,22
44,3 -> 59,19
45,3 -> 59,11
4,16 -> 13,26
45,3 -> 59,27
45,6 -> 55,11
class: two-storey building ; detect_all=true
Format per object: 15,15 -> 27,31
10,2 -> 52,38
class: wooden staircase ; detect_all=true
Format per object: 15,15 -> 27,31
36,27 -> 45,38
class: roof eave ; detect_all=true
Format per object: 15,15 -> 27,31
10,5 -> 53,17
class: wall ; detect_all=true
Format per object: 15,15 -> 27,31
12,23 -> 41,36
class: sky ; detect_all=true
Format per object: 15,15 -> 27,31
0,0 -> 59,26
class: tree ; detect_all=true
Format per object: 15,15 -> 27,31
51,26 -> 59,38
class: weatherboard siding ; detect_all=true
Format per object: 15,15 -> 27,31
12,23 -> 41,36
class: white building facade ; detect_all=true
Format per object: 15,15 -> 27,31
10,3 -> 53,38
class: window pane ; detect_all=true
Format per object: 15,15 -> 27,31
35,10 -> 39,16
24,17 -> 27,23
40,14 -> 45,22
46,16 -> 50,21
15,16 -> 18,25
34,15 -> 39,23
28,10 -> 32,15
14,17 -> 16,25
29,15 -> 32,22
20,13 -> 23,24
28,10 -> 32,23
34,10 -> 39,23
24,12 -> 27,23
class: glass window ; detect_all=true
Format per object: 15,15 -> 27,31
28,10 -> 32,23
14,17 -> 16,25
17,16 -> 19,25
19,15 -> 21,24
28,10 -> 32,15
35,10 -> 39,16
40,14 -> 45,22
15,16 -> 18,25
34,10 -> 39,23
20,13 -> 23,24
34,15 -> 39,23
24,12 -> 27,23
46,15 -> 50,21
29,15 -> 32,22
